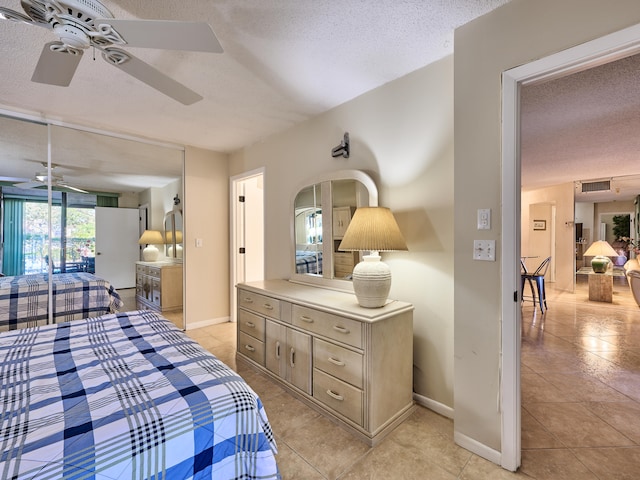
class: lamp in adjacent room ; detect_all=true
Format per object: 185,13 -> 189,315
138,230 -> 164,262
338,206 -> 408,308
584,240 -> 618,273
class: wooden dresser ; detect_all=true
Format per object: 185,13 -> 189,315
236,279 -> 414,445
135,261 -> 183,312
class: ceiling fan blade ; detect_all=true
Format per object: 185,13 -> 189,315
14,180 -> 43,189
0,176 -> 30,183
97,19 -> 223,53
102,48 -> 202,105
32,42 -> 83,87
57,183 -> 88,194
0,7 -> 48,28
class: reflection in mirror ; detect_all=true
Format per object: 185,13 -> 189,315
0,115 -> 49,277
0,114 -> 184,330
332,179 -> 363,280
291,170 -> 378,290
294,183 -> 323,275
165,206 -> 184,260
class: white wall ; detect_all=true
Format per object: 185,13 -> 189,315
230,56 -> 455,409
455,0 -> 640,453
184,146 -> 230,327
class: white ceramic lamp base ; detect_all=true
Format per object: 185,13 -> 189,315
142,245 -> 159,262
351,254 -> 391,308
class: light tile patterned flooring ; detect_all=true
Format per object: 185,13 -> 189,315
180,275 -> 640,479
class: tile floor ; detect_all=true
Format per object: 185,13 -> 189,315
182,275 -> 640,479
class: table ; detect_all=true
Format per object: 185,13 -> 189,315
588,272 -> 613,302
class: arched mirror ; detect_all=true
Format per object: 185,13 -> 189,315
291,170 -> 378,289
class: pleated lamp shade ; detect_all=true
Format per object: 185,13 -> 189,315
584,240 -> 618,273
338,207 -> 407,308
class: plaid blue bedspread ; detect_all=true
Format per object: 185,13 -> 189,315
295,251 -> 322,274
0,272 -> 124,331
0,310 -> 279,479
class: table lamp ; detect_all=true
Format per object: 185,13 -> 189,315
138,230 -> 164,261
338,207 -> 408,308
165,230 -> 183,258
584,240 -> 618,273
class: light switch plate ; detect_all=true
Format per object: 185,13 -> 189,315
477,208 -> 491,230
473,240 -> 496,261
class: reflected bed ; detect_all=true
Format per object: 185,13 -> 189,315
295,250 -> 322,274
0,309 -> 279,479
0,272 -> 123,331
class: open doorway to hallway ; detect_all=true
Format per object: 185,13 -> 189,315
501,23 -> 640,471
230,169 -> 265,323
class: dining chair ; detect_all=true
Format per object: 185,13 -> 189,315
521,256 -> 551,312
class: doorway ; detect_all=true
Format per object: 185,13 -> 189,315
230,168 -> 265,323
501,24 -> 640,471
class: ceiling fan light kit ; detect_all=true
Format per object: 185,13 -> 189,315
1,0 -> 223,104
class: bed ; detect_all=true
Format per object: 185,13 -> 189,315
0,272 -> 123,331
0,309 -> 279,479
295,250 -> 322,274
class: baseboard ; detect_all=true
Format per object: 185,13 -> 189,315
413,392 -> 454,419
413,393 -> 502,466
186,316 -> 230,330
453,430 -> 502,465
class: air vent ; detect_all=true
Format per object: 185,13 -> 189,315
581,180 -> 610,193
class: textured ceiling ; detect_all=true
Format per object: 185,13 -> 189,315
2,0 -> 637,203
0,0 -> 511,153
521,52 -> 640,203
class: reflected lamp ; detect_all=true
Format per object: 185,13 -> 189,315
338,207 -> 408,308
584,240 -> 618,273
138,230 -> 164,262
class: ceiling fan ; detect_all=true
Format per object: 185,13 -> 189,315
0,0 -> 223,104
14,164 -> 88,193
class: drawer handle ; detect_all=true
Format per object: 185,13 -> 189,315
275,341 -> 281,359
290,347 -> 295,367
326,389 -> 344,401
333,325 -> 350,334
328,357 -> 345,367
244,344 -> 255,352
263,303 -> 274,310
243,297 -> 254,304
246,321 -> 255,328
299,315 -> 314,323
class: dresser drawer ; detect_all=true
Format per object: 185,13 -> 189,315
313,369 -> 363,426
136,264 -> 147,276
292,305 -> 362,349
314,338 -> 363,389
238,309 -> 265,340
147,266 -> 160,279
238,290 -> 281,319
238,331 -> 265,365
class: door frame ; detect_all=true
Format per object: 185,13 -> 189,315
500,23 -> 640,471
500,24 -> 640,471
230,168 -> 265,323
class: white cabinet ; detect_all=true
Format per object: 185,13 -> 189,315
332,206 -> 359,278
332,206 -> 355,238
237,279 -> 414,446
265,320 -> 312,394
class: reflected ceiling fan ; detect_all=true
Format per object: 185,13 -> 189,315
0,0 -> 223,104
14,164 -> 88,193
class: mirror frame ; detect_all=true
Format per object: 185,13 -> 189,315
164,207 -> 183,261
290,170 -> 378,290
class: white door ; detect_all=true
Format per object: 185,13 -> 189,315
95,207 -> 139,288
230,169 -> 265,322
